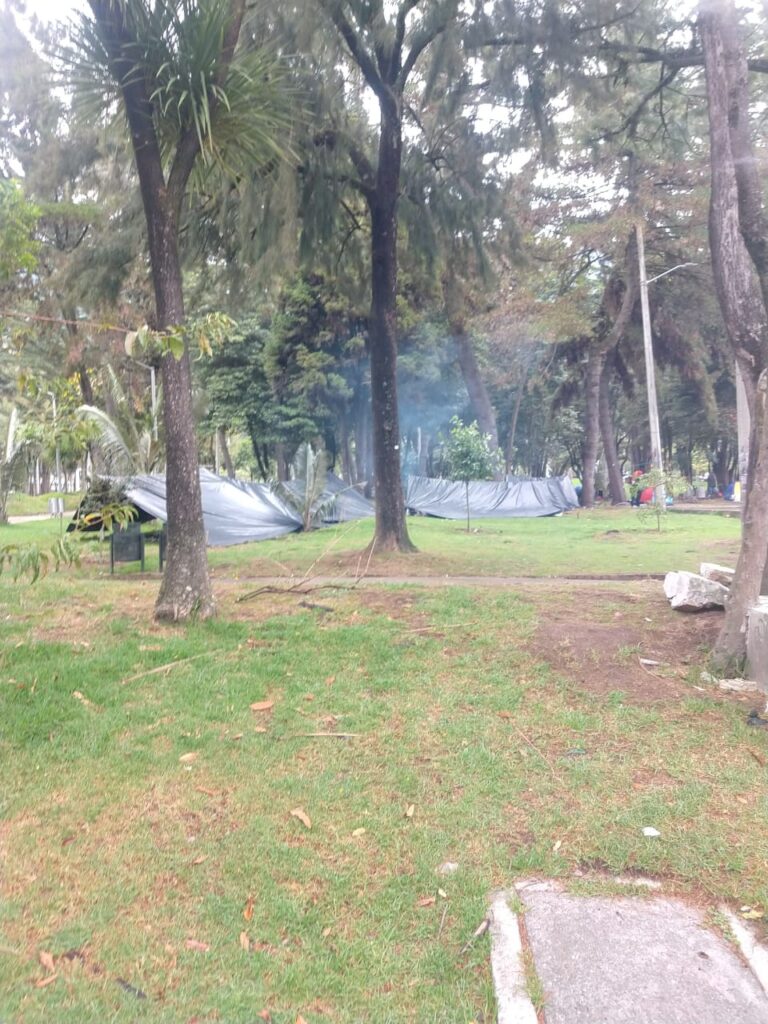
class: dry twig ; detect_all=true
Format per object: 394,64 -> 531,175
119,652 -> 219,685
459,915 -> 491,956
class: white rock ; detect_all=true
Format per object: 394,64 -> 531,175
663,572 -> 679,599
717,678 -> 761,693
437,861 -> 459,876
747,599 -> 768,693
700,562 -> 736,587
665,571 -> 728,612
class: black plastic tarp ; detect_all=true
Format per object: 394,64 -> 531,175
125,469 -> 302,546
404,474 -> 579,518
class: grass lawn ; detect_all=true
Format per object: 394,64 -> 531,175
6,492 -> 83,518
1,504 -> 741,580
0,509 -> 763,1023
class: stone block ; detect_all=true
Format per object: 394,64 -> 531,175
664,571 -> 728,612
747,599 -> 768,693
700,562 -> 735,587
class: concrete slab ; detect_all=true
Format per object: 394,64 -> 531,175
492,884 -> 768,1024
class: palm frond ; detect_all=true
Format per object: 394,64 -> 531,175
59,0 -> 299,186
77,404 -> 136,474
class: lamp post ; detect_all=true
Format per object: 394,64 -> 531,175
134,361 -> 158,442
47,390 -> 63,494
635,221 -> 699,507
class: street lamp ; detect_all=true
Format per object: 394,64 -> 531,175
47,390 -> 63,494
133,360 -> 159,442
635,221 -> 699,506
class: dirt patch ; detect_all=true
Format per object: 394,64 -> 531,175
523,583 -> 736,703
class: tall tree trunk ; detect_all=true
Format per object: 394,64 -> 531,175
275,442 -> 289,482
599,357 -> 626,503
719,372 -> 768,665
89,0 -> 247,622
454,330 -> 501,476
217,426 -> 235,478
700,0 -> 768,665
366,113 -> 414,552
581,347 -> 605,507
149,205 -> 214,621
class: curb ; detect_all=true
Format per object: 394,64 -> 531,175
721,906 -> 768,998
489,891 -> 538,1024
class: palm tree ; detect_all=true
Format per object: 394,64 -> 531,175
63,0 -> 294,620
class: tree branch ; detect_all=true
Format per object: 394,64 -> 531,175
317,0 -> 391,109
399,5 -> 456,88
597,40 -> 768,74
393,0 -> 421,68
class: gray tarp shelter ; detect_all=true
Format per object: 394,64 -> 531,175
280,473 -> 375,523
125,469 -> 301,546
100,469 -> 573,549
404,474 -> 579,518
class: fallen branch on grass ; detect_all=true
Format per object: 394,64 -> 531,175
236,580 -> 360,602
510,723 -> 562,783
406,621 -> 478,634
237,530 -> 378,604
119,651 -> 221,686
289,732 -> 361,739
459,914 -> 491,956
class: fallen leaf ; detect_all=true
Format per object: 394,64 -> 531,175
250,700 -> 274,713
642,827 -> 661,838
325,675 -> 335,686
38,951 -> 55,973
352,827 -> 366,837
195,786 -> 216,797
296,1016 -> 309,1024
243,897 -> 254,921
553,839 -> 562,853
497,711 -> 515,720
184,939 -> 210,952
405,804 -> 415,818
749,749 -> 767,767
437,888 -> 448,899
34,974 -> 57,988
191,855 -> 207,866
232,733 -> 244,741
741,906 -> 765,920
416,895 -> 436,908
290,807 -> 312,829
257,1013 -> 272,1022
303,694 -> 315,702
239,932 -> 250,951
179,752 -> 198,764
322,927 -> 332,938
254,727 -> 268,734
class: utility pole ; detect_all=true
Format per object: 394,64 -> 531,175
635,221 -> 665,506
47,391 -> 63,495
135,361 -> 159,442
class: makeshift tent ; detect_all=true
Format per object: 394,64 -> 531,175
404,474 -> 579,518
279,472 -> 375,523
124,469 -> 302,546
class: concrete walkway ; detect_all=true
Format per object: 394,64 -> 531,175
490,881 -> 768,1024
